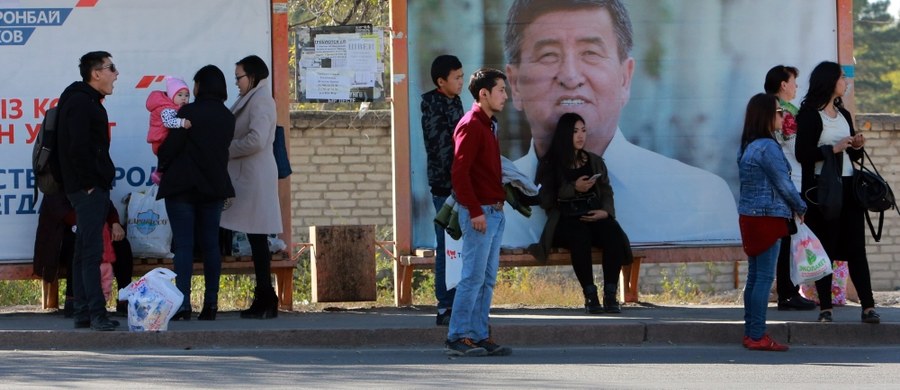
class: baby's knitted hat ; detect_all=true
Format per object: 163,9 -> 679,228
165,77 -> 189,101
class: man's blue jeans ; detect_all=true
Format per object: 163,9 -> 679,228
165,198 -> 225,311
67,188 -> 110,324
743,238 -> 780,340
432,195 -> 455,311
448,205 -> 505,341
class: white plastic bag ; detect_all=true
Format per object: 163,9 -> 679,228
232,231 -> 252,256
790,221 -> 833,286
445,231 -> 463,290
229,232 -> 286,256
118,267 -> 184,332
126,185 -> 173,257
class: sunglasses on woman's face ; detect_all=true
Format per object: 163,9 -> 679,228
776,107 -> 785,116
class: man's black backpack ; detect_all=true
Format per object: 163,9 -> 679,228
31,106 -> 63,202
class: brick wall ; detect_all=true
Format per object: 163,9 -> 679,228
855,114 -> 900,291
288,111 -> 900,292
288,110 -> 393,241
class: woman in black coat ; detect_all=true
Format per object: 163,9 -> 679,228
795,61 -> 878,324
532,113 -> 632,314
157,65 -> 235,321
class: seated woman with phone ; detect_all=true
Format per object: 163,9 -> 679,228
530,113 -> 633,314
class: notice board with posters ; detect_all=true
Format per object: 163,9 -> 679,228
0,0 -> 272,261
395,0 -> 848,251
295,24 -> 387,102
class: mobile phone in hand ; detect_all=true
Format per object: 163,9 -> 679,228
588,173 -> 602,181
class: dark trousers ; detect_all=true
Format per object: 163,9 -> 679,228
805,179 -> 875,310
166,198 -> 224,310
776,233 -> 801,300
556,216 -> 626,294
65,237 -> 134,299
248,233 -> 273,289
66,188 -> 110,323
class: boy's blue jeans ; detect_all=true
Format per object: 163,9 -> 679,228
448,205 -> 505,341
432,195 -> 455,311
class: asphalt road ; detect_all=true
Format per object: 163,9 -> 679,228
3,346 -> 899,388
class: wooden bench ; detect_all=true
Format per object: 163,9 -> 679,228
0,244 -> 312,311
393,243 -> 746,306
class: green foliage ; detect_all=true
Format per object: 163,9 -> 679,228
854,0 -> 900,113
289,0 -> 388,29
659,265 -> 702,303
0,280 -> 42,306
497,267 -> 535,291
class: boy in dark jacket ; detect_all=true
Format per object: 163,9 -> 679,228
421,55 -> 464,326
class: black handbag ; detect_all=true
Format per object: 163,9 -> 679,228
558,193 -> 602,217
853,149 -> 899,241
811,145 -> 843,221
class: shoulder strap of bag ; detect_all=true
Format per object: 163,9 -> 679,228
864,209 -> 884,242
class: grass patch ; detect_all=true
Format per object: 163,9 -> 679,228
1,251 -> 736,311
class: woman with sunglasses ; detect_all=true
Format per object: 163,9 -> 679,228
737,93 -> 807,351
795,61 -> 879,324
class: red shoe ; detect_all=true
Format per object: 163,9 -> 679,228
746,334 -> 789,352
742,336 -> 750,348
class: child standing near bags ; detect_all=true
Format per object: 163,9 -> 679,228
146,77 -> 192,184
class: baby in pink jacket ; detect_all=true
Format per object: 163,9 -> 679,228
146,77 -> 192,184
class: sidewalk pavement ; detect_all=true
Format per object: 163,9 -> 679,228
2,303 -> 898,350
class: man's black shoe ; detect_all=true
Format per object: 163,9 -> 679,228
90,318 -> 120,331
74,319 -> 91,329
436,309 -> 451,326
777,295 -> 816,311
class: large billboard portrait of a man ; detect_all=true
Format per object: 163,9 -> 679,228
405,0 -> 838,249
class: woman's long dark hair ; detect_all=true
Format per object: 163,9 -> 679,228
193,65 -> 228,102
544,112 -> 587,180
801,61 -> 844,111
740,93 -> 778,152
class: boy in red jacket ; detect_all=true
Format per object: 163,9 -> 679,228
444,68 -> 511,357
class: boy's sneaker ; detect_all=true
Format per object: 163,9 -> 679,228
436,309 -> 451,326
445,338 -> 488,357
476,338 -> 512,356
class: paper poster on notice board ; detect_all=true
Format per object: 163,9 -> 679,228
295,24 -> 386,102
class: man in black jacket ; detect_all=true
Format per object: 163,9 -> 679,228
56,51 -> 119,331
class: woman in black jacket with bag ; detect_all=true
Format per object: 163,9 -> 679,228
795,61 -> 879,324
157,65 -> 235,321
530,113 -> 632,314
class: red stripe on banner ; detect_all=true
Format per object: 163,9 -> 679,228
156,75 -> 165,82
134,76 -> 157,89
75,0 -> 99,7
